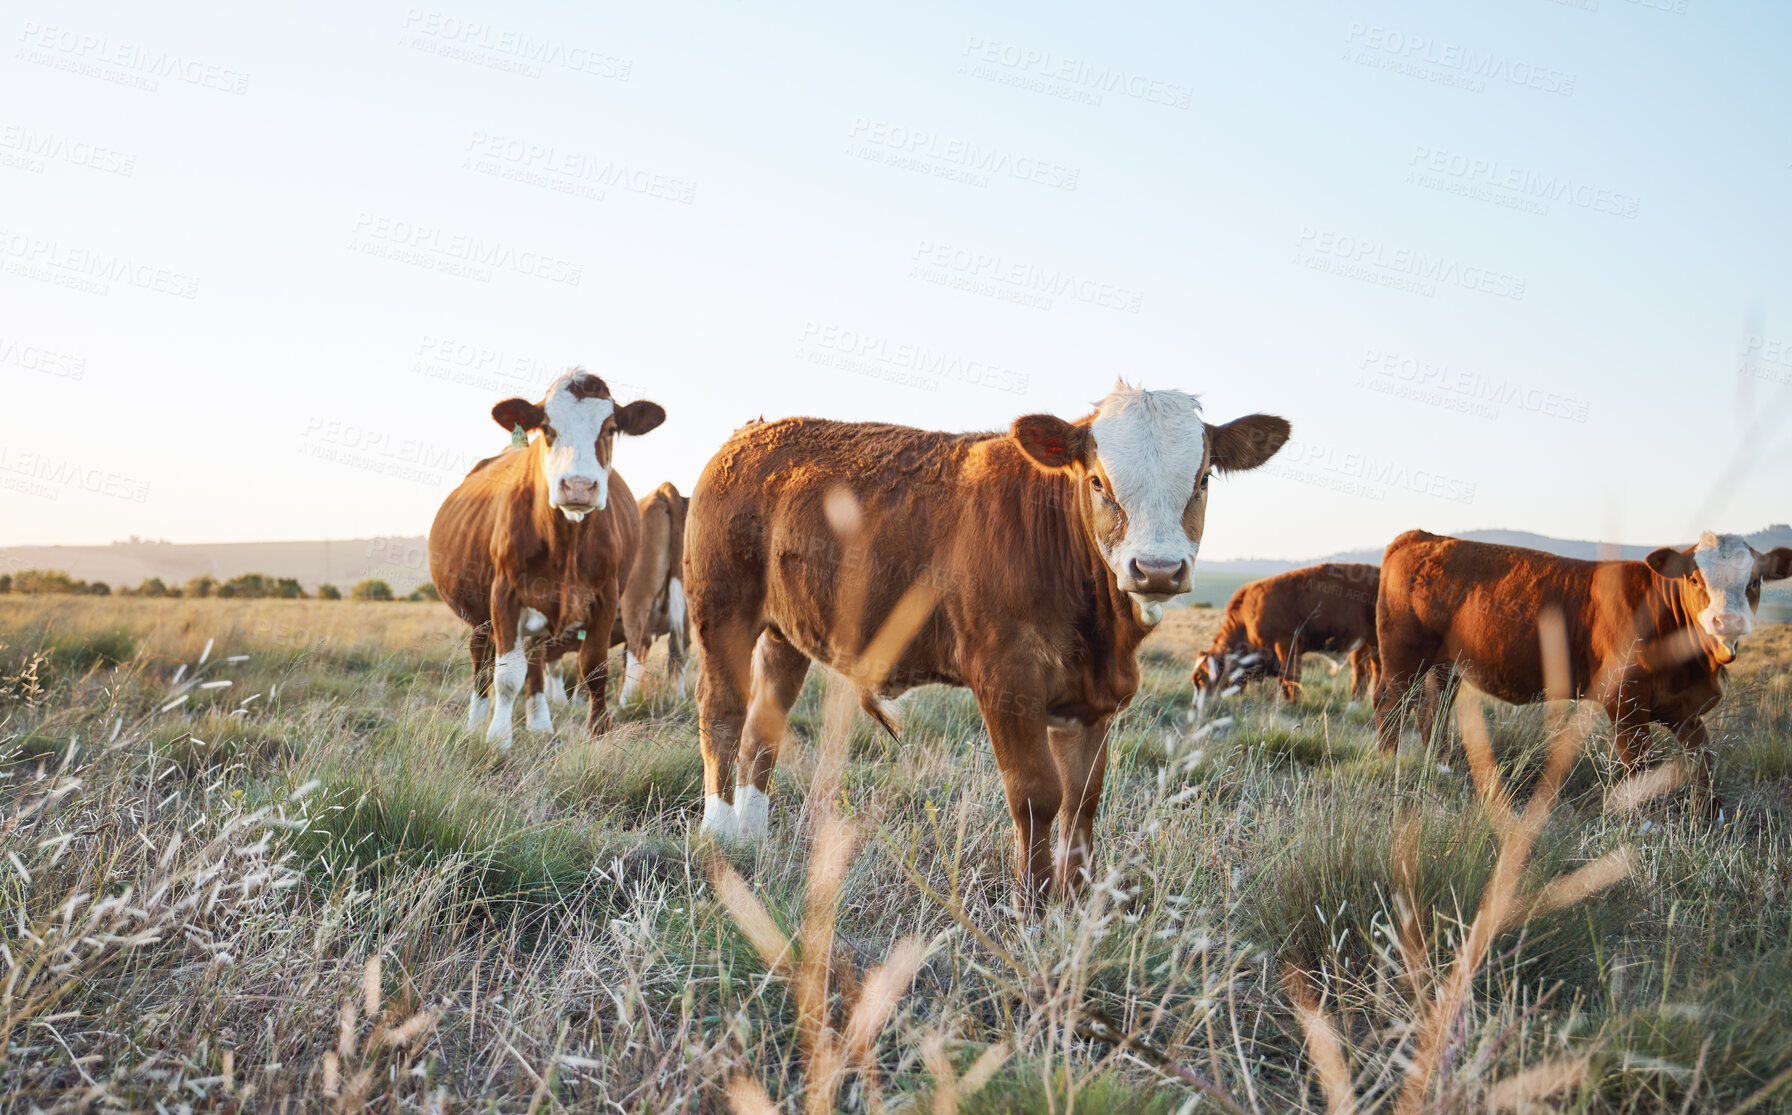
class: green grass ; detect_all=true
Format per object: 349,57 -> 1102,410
5,595 -> 1792,1112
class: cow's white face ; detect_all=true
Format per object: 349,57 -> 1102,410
1647,532 -> 1792,651
1691,532 -> 1761,644
491,371 -> 666,523
1011,384 -> 1290,621
538,383 -> 617,519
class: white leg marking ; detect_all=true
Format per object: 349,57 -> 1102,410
467,694 -> 491,732
486,646 -> 525,749
619,649 -> 644,707
701,792 -> 742,840
673,669 -> 688,700
544,662 -> 568,706
525,691 -> 553,732
734,784 -> 770,840
668,578 -> 688,648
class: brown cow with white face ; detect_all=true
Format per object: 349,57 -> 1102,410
1374,530 -> 1792,812
428,371 -> 665,746
685,383 -> 1288,903
1191,563 -> 1381,703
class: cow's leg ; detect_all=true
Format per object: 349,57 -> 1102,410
579,585 -> 622,735
485,584 -> 524,749
523,643 -> 553,733
1669,717 -> 1719,819
694,611 -> 758,839
667,576 -> 690,700
977,688 -> 1058,912
1272,640 -> 1298,702
733,629 -> 811,840
1049,715 -> 1112,899
543,644 -> 569,707
1349,644 -> 1372,702
467,623 -> 494,731
1375,647 -> 1438,754
1417,667 -> 1452,754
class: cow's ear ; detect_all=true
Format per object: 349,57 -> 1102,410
1760,546 -> 1792,582
1208,414 -> 1291,473
1645,547 -> 1697,579
1012,414 -> 1089,471
615,400 -> 666,436
492,398 -> 547,432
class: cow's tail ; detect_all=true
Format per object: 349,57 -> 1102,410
667,575 -> 689,657
859,692 -> 901,741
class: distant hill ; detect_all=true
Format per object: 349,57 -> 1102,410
5,525 -> 1790,606
0,537 -> 434,596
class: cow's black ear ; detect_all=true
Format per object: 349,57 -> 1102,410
1760,546 -> 1792,582
1208,414 -> 1291,472
492,398 -> 547,432
615,400 -> 666,436
1012,414 -> 1089,471
1645,547 -> 1697,579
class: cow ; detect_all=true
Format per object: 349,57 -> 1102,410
540,481 -> 691,707
684,383 -> 1289,904
1191,563 -> 1380,703
428,370 -> 665,746
1373,529 -> 1792,812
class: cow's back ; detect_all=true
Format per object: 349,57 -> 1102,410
1379,531 -> 1632,703
689,417 -> 1085,686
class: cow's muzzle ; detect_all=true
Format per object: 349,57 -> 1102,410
558,477 -> 602,510
1708,612 -> 1751,641
1120,556 -> 1189,599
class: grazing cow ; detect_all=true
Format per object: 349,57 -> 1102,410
1191,563 -> 1380,702
428,371 -> 665,746
540,481 -> 691,707
686,384 -> 1289,902
1374,530 -> 1792,810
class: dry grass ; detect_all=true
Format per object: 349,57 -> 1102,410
4,594 -> 1792,1111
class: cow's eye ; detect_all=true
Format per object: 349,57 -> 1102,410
1198,473 -> 1212,492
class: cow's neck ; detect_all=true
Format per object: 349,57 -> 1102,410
1046,471 -> 1151,666
525,464 -> 594,609
1639,575 -> 1732,674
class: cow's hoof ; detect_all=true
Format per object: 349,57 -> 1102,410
524,693 -> 553,733
701,793 -> 743,841
734,785 -> 770,839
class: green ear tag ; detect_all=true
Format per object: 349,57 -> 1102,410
510,424 -> 528,449
577,629 -> 587,641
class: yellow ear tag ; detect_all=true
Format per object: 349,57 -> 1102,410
510,424 -> 528,449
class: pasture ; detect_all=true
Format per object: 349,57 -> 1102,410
3,596 -> 1791,1112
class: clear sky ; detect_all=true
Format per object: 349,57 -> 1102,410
3,0 -> 1789,560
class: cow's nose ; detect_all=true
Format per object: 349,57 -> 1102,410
1711,614 -> 1750,638
560,477 -> 600,506
1126,557 -> 1189,595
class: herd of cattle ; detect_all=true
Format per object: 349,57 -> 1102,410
427,370 -> 1791,903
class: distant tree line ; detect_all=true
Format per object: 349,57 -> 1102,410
0,569 -> 440,602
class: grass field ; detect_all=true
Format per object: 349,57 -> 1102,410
3,596 -> 1791,1112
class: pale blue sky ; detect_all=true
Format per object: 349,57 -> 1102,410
3,0 -> 1788,559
